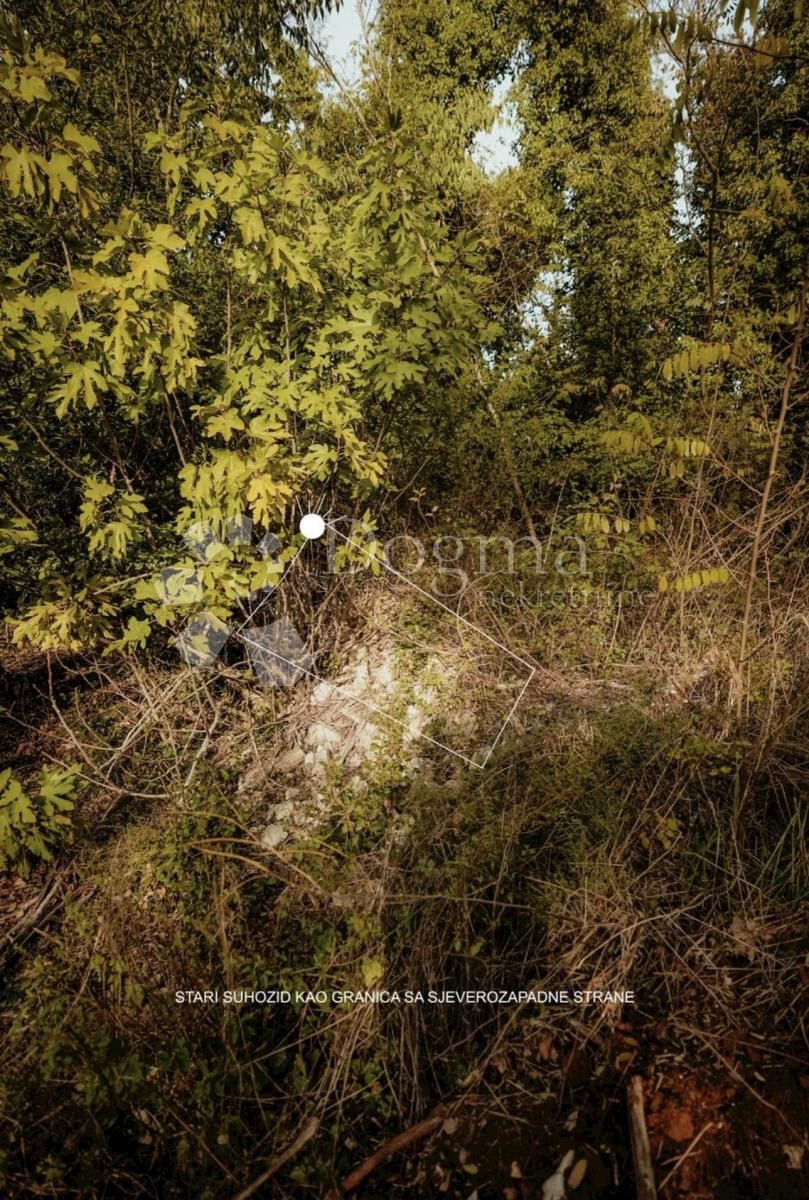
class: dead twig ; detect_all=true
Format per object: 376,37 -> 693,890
325,1115 -> 443,1198
658,1121 -> 720,1193
0,872 -> 61,971
231,1116 -> 320,1200
628,1075 -> 657,1200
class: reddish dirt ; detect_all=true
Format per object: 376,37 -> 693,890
644,1065 -> 808,1199
645,1072 -> 734,1197
346,1020 -> 808,1198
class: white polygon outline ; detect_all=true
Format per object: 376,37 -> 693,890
172,502 -> 536,769
319,519 -> 536,769
229,493 -> 326,638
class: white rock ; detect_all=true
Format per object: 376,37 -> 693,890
306,722 -> 341,750
405,705 -> 428,738
237,763 -> 266,794
374,661 -> 394,689
274,746 -> 304,772
311,680 -> 334,705
305,743 -> 333,782
340,661 -> 370,697
272,800 -> 295,821
346,720 -> 380,766
356,720 -> 380,747
260,823 -> 288,849
414,681 -> 438,706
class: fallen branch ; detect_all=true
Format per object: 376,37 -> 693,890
231,1116 -> 320,1200
325,1115 -> 443,1199
0,872 -> 61,971
628,1075 -> 657,1200
659,1121 -> 719,1193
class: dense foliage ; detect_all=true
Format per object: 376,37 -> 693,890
2,0 -> 807,648
1,1 -> 807,1196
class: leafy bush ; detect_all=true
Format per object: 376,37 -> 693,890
0,764 -> 80,874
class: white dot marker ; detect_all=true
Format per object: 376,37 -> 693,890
299,512 -> 325,540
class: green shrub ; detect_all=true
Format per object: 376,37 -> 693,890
0,764 -> 80,874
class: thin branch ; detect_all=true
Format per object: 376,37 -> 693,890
325,1115 -> 442,1198
232,1117 -> 320,1200
737,276 -> 808,723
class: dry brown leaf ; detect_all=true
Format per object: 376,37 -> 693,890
568,1158 -> 588,1189
784,1145 -> 804,1170
664,1108 -> 695,1143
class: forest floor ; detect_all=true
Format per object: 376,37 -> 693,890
1,555 -> 808,1199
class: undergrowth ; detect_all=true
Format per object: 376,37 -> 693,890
1,541 -> 807,1197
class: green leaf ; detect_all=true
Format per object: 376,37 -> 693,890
149,223 -> 185,252
52,360 -> 107,414
234,206 -> 265,245
1,144 -> 45,198
361,958 -> 383,988
18,73 -> 52,103
43,151 -> 78,202
62,123 -> 101,157
129,247 -> 170,290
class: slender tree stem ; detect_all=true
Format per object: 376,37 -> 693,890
736,277 -> 808,723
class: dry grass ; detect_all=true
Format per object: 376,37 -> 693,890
1,526 -> 807,1196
